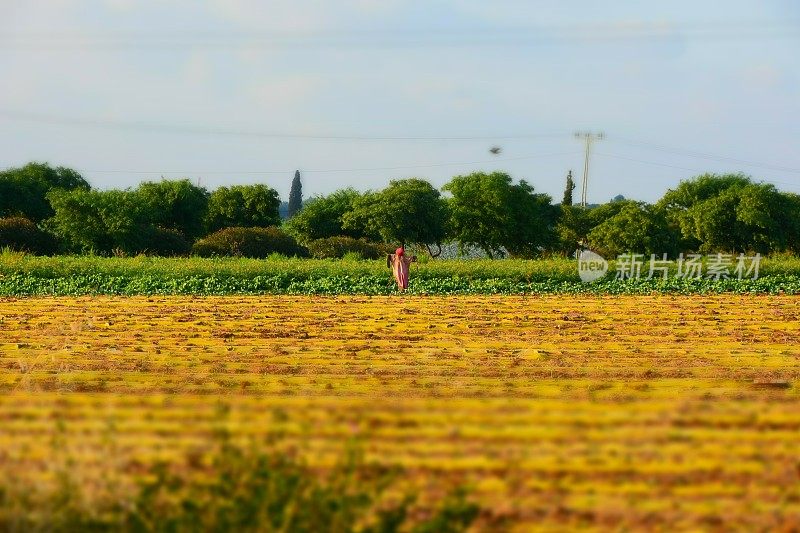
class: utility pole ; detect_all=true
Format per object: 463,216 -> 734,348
574,131 -> 604,208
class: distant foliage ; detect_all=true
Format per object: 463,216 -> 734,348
46,188 -> 152,255
782,193 -> 800,255
344,179 -> 447,251
556,200 -> 673,257
287,170 -> 303,218
137,226 -> 191,256
137,179 -> 209,241
587,202 -> 678,258
192,227 -> 307,258
307,236 -> 391,259
0,217 -> 57,255
205,185 -> 281,233
562,171 -> 575,206
657,174 -> 799,253
284,188 -> 378,244
3,160 -> 800,259
444,172 -> 556,258
0,162 -> 90,222
554,205 -> 589,256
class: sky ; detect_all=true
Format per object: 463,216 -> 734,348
1,0 -> 798,203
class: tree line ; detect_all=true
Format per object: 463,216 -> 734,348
1,161 -> 798,258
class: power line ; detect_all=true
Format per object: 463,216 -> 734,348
76,150 -> 582,175
594,151 -> 800,190
0,110 -> 563,142
2,109 -> 798,177
595,151 -> 712,172
609,136 -> 800,174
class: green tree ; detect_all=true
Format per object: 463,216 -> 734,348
552,200 -> 639,256
587,202 -> 678,258
658,174 -> 791,253
46,188 -> 153,254
780,192 -> 800,255
136,179 -> 209,241
505,180 -> 558,257
205,184 -> 280,234
682,183 -> 789,253
0,162 -> 90,222
561,171 -> 575,206
657,173 -> 751,251
287,170 -> 303,218
283,188 -> 377,243
554,205 -> 589,255
343,179 -> 447,252
658,173 -> 752,214
442,171 -> 555,258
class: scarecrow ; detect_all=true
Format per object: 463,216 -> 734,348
386,246 -> 416,291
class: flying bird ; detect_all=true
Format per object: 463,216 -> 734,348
489,146 -> 502,155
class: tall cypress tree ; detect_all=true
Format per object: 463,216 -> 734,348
288,170 -> 303,218
562,170 -> 575,206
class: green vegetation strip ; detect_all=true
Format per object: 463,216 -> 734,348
2,255 -> 800,295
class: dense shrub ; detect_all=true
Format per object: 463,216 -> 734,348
283,188 -> 379,243
192,227 -> 307,258
0,217 -> 57,255
307,236 -> 391,259
587,202 -> 679,258
136,226 -> 191,257
137,179 -> 209,241
46,188 -> 152,254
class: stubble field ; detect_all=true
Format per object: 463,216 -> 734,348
1,295 -> 799,530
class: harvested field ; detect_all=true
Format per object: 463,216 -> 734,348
1,295 -> 800,530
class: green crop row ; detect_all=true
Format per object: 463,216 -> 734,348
1,273 -> 799,296
2,252 -> 799,295
0,253 -> 579,282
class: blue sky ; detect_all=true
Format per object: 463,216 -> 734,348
1,1 -> 798,202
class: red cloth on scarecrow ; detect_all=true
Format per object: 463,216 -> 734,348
390,249 -> 410,289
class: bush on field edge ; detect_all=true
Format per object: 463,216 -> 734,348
307,236 -> 392,259
0,217 -> 58,255
133,226 -> 191,257
192,226 -> 308,258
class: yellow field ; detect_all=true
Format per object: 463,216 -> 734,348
1,295 -> 800,530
